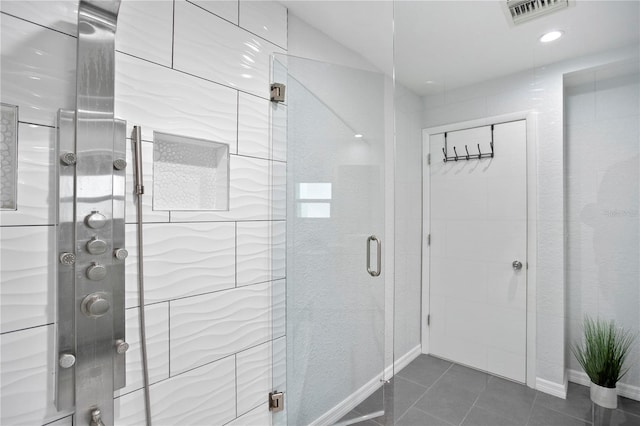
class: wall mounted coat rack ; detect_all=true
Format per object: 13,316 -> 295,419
442,124 -> 495,162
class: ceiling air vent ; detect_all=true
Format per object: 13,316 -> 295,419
506,0 -> 569,25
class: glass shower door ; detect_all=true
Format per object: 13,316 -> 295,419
272,54 -> 388,425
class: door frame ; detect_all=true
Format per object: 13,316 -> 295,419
420,111 -> 538,388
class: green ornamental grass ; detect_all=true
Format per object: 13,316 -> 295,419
571,316 -> 636,389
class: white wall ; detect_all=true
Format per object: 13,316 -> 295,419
421,44 -> 639,394
564,60 -> 640,397
0,1 -> 287,424
393,84 -> 424,361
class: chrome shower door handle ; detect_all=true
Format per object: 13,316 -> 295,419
367,235 -> 382,277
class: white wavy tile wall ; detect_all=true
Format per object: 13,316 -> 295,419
1,1 -> 287,424
272,221 -> 286,279
237,341 -> 273,416
170,282 -> 273,375
115,304 -> 170,397
115,52 -> 238,146
0,226 -> 55,333
272,279 -> 286,339
239,1 -> 288,49
272,103 -> 288,162
125,140 -> 170,224
0,1 -> 77,37
190,0 -> 239,25
237,221 -> 272,285
171,155 -> 272,222
0,14 -> 75,127
238,92 -> 271,159
0,124 -> 55,226
115,356 -> 236,426
227,403 -> 272,426
0,325 -> 72,425
124,222 -> 236,307
173,0 -> 285,99
116,0 -> 173,67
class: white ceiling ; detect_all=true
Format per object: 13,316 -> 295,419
282,1 -> 640,96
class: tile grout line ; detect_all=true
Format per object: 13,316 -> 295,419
458,375 -> 491,426
524,390 -> 539,426
394,362 -> 455,422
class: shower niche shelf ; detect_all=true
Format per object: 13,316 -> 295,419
153,131 -> 229,211
1,103 -> 18,210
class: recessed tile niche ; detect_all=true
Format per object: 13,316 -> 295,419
153,132 -> 229,211
1,104 -> 18,210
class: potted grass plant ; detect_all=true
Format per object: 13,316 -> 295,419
571,316 -> 636,409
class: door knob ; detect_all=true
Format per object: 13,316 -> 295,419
512,260 -> 523,270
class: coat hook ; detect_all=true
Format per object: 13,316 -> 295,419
490,141 -> 494,158
465,145 -> 470,160
477,143 -> 482,159
453,146 -> 459,161
442,147 -> 447,163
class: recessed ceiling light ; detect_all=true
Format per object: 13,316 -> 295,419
425,80 -> 435,84
539,30 -> 563,43
354,134 -> 363,138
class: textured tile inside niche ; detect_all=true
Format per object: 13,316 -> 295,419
0,14 -> 76,127
173,1 -> 285,99
169,282 -> 272,375
237,221 -> 272,286
153,132 -> 230,211
238,92 -> 270,159
114,303 -> 170,397
0,1 -> 77,37
0,325 -> 73,425
114,356 -> 236,426
0,225 -> 55,333
236,340 -> 272,416
116,0 -> 173,67
1,123 -> 56,226
189,0 -> 239,25
239,0 -> 288,49
125,139 -> 169,224
0,104 -> 18,211
170,155 -> 271,222
114,52 -> 238,147
124,222 -> 236,308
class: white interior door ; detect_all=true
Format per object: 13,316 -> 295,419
428,120 -> 527,383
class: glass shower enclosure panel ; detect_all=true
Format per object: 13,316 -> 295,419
272,54 -> 387,425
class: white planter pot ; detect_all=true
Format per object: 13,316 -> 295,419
590,382 -> 618,409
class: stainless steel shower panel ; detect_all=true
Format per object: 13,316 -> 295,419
57,110 -> 127,422
56,1 -> 123,424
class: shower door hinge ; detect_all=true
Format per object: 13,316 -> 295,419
427,153 -> 431,165
427,314 -> 431,326
269,391 -> 284,412
270,83 -> 285,103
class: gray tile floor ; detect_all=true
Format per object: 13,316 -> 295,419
339,355 -> 640,426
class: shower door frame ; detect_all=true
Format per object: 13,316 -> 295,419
421,111 -> 539,388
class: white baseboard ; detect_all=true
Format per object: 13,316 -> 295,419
384,345 -> 422,380
568,369 -> 640,402
536,376 -> 568,399
310,373 -> 383,426
311,345 -> 422,426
